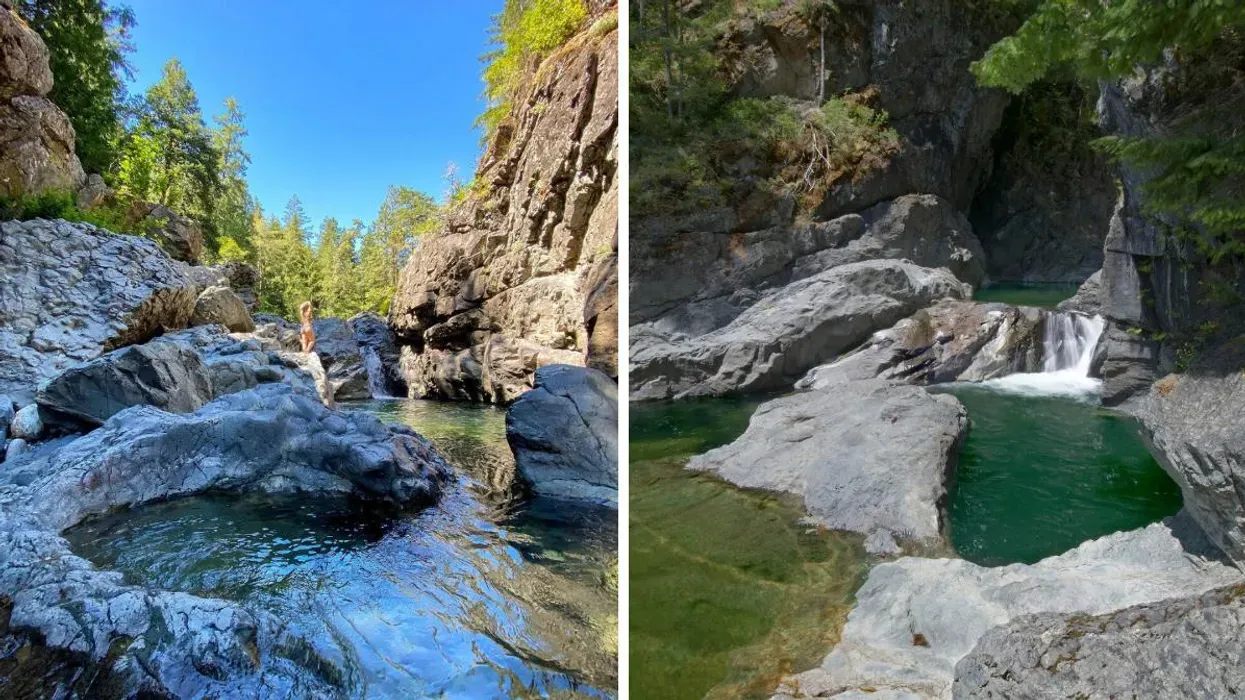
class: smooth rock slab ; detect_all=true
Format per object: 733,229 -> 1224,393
688,380 -> 966,551
778,513 -> 1242,699
506,364 -> 618,506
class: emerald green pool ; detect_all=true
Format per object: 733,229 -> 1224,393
974,283 -> 1079,309
941,384 -> 1183,566
630,398 -> 867,700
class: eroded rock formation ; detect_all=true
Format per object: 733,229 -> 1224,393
0,219 -> 196,405
0,1 -> 85,200
390,20 -> 618,404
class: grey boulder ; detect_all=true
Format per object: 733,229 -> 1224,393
1056,269 -> 1103,315
4,437 -> 25,461
312,318 -> 372,401
506,364 -> 618,506
189,284 -> 255,332
130,202 -> 204,264
35,335 -> 214,430
688,380 -> 967,552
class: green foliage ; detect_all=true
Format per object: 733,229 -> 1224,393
0,188 -> 134,233
17,0 -> 135,175
629,0 -> 898,216
477,0 -> 588,138
116,59 -> 222,239
976,0 -> 1245,262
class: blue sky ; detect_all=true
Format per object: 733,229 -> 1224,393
123,1 -> 503,228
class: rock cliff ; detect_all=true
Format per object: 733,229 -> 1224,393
389,13 -> 618,404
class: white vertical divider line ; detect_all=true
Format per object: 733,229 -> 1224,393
616,0 -> 631,695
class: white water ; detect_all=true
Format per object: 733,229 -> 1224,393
982,312 -> 1106,400
360,345 -> 395,399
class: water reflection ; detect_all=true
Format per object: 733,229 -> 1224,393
65,399 -> 617,699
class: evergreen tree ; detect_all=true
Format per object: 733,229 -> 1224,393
210,97 -> 254,258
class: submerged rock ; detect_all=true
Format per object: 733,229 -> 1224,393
631,259 -> 971,400
0,383 -> 453,696
955,583 -> 1245,699
0,219 -> 196,405
797,300 -> 1046,390
778,513 -> 1241,699
1142,339 -> 1245,568
506,365 -> 618,507
688,380 -> 966,552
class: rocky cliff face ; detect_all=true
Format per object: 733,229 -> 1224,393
0,0 -> 85,200
1094,55 -> 1245,406
389,17 -> 618,405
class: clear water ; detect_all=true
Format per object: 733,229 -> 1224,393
941,384 -> 1182,566
629,398 -> 868,700
65,399 -> 618,699
974,283 -> 1078,309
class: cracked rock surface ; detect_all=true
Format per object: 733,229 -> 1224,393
0,219 -> 196,406
506,364 -> 617,507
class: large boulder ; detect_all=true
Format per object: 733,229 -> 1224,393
34,335 -> 214,431
506,365 -> 618,507
0,219 -> 197,405
688,380 -> 967,553
1056,268 -> 1103,315
778,513 -> 1242,699
955,584 -> 1245,699
349,311 -> 407,397
0,4 -> 85,199
630,259 -> 971,400
312,318 -> 371,401
9,403 -> 40,440
0,382 -> 452,696
189,284 -> 255,332
389,26 -> 617,403
1141,339 -> 1245,568
797,300 -> 1047,390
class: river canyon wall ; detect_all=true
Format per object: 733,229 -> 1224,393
389,10 -> 619,405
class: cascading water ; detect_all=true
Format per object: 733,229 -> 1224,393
360,345 -> 394,399
985,311 -> 1106,399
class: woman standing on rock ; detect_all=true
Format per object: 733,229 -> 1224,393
299,301 -> 316,353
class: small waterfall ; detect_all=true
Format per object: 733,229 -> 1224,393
983,312 -> 1105,399
1041,312 -> 1105,375
360,345 -> 394,399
